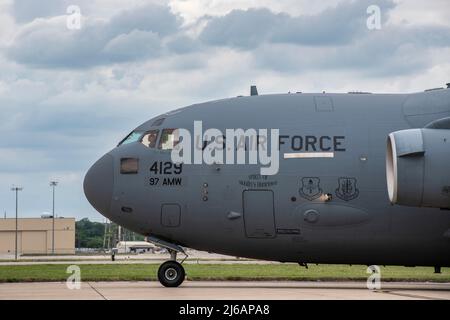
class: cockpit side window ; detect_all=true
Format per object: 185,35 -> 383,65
118,131 -> 144,146
120,158 -> 139,174
141,130 -> 159,148
159,129 -> 180,150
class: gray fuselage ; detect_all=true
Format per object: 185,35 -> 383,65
84,89 -> 450,267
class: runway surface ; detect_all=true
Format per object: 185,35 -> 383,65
1,281 -> 449,300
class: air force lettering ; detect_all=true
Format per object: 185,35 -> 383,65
279,135 -> 346,152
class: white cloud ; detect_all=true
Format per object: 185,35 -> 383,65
102,30 -> 162,61
389,0 -> 450,27
169,0 -> 344,23
7,3 -> 182,68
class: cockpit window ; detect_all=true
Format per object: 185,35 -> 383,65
141,130 -> 159,148
159,129 -> 180,150
118,131 -> 143,146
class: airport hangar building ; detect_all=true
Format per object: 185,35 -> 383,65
0,218 -> 75,255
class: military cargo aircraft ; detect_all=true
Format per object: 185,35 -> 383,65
84,84 -> 450,287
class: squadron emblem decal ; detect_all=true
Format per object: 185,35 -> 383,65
335,177 -> 359,201
299,177 -> 323,201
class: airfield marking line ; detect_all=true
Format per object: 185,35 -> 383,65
86,282 -> 108,300
377,290 -> 446,300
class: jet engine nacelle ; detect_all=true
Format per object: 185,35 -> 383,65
386,128 -> 450,209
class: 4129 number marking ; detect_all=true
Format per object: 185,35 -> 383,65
150,161 -> 182,175
149,161 -> 183,187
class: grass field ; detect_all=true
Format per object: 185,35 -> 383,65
0,264 -> 449,283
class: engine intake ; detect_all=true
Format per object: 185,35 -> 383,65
386,128 -> 450,209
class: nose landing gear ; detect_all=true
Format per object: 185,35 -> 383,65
146,236 -> 188,287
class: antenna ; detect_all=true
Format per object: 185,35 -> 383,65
250,85 -> 258,96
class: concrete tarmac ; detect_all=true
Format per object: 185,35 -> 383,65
0,281 -> 449,300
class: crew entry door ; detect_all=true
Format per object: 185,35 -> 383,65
243,190 -> 276,238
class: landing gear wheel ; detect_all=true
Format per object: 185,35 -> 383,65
158,261 -> 185,287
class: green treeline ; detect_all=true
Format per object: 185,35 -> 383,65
75,218 -> 144,249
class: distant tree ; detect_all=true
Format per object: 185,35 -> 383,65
86,238 -> 103,249
75,218 -> 105,249
75,218 -> 145,249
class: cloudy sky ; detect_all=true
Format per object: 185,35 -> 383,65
0,0 -> 449,221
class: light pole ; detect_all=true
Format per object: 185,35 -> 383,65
50,181 -> 58,255
11,186 -> 23,261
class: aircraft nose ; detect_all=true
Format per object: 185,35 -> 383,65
83,153 -> 114,217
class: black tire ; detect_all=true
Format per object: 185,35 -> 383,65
158,261 -> 185,287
